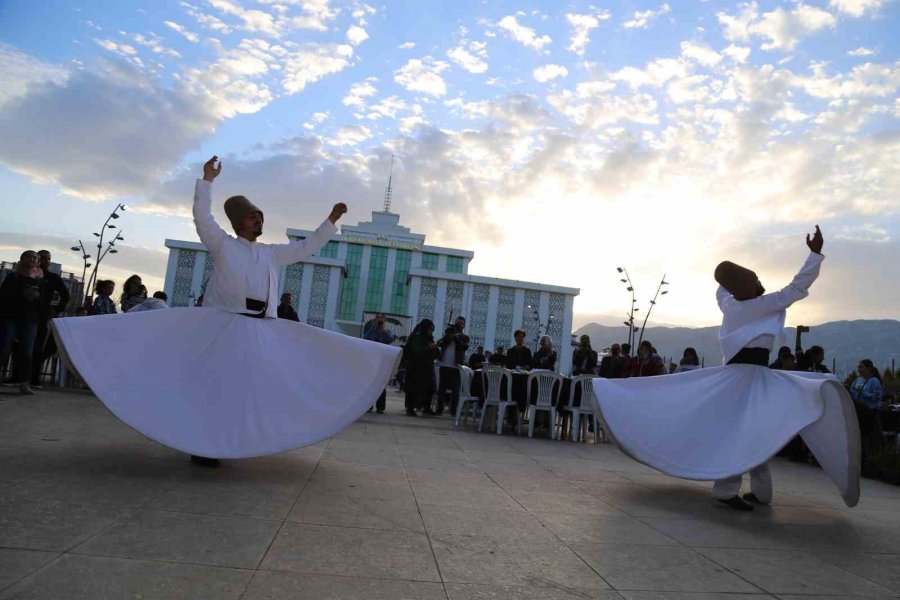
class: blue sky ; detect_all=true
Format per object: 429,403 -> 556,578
0,0 -> 897,327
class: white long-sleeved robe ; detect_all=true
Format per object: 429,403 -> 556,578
193,179 -> 336,318
592,251 -> 860,507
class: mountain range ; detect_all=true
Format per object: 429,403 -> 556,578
574,319 -> 900,376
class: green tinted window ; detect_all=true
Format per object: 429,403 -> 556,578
338,244 -> 363,320
446,256 -> 463,273
422,253 -> 438,270
364,247 -> 388,312
390,249 -> 412,314
319,241 -> 338,258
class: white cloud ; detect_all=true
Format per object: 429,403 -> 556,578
346,25 -> 369,46
848,46 -> 876,57
398,42 -> 415,49
342,78 -> 377,107
0,44 -> 68,110
623,3 -> 671,30
180,1 -> 234,34
366,96 -> 408,119
447,41 -> 488,74
132,33 -> 181,58
680,41 -> 723,67
719,3 -> 836,52
394,57 -> 450,96
281,43 -> 354,94
723,44 -> 751,63
95,39 -> 139,56
533,64 -> 569,82
497,15 -> 552,51
829,0 -> 886,17
328,124 -> 372,146
566,11 -> 611,56
612,58 -> 688,88
302,110 -> 329,129
835,223 -> 891,243
163,20 -> 200,43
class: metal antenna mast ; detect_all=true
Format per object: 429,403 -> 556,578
383,154 -> 394,213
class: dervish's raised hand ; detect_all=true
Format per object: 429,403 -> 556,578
806,224 -> 824,254
203,156 -> 222,182
328,202 -> 348,224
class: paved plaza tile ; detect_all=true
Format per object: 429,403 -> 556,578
1,389 -> 899,600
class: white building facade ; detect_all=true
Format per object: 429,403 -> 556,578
164,211 -> 580,373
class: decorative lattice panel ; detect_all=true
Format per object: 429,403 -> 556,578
445,281 -> 464,323
521,290 -> 541,350
468,284 -> 490,352
283,263 -> 304,313
417,277 -> 438,322
547,293 -> 566,357
493,287 -> 515,352
171,250 -> 196,307
306,265 -> 330,328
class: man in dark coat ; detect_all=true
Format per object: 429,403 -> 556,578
434,316 -> 469,416
276,292 -> 300,321
30,250 -> 70,388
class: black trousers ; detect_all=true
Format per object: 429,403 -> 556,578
30,318 -> 55,385
375,389 -> 386,412
437,366 -> 460,415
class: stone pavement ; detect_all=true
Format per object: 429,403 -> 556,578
1,388 -> 900,600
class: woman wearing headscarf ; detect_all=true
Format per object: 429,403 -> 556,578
404,319 -> 438,416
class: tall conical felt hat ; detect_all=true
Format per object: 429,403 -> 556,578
714,261 -> 759,301
223,195 -> 263,233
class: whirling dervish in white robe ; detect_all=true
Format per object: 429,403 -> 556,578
593,226 -> 860,510
53,156 -> 401,459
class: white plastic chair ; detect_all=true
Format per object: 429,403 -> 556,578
526,371 -> 562,439
571,375 -> 602,443
558,377 -> 579,441
454,365 -> 481,426
478,366 -> 520,435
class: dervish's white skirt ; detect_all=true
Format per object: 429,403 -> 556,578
593,366 -> 861,507
52,308 -> 401,458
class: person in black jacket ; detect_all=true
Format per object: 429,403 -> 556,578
571,335 -> 598,375
276,292 -> 300,321
598,343 -> 624,378
468,345 -> 486,370
0,250 -> 45,395
505,329 -> 532,370
28,250 -> 71,388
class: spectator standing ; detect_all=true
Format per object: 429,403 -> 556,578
404,319 -> 438,416
572,335 -> 598,375
850,358 -> 884,457
434,316 -> 469,416
768,346 -> 793,369
468,345 -> 486,370
532,335 -> 557,371
623,340 -> 664,377
675,347 -> 701,373
598,343 -> 624,378
803,345 -> 830,373
0,250 -> 45,395
364,313 -> 396,414
90,281 -> 117,315
27,250 -> 71,388
127,291 -> 169,312
505,329 -> 532,370
120,275 -> 147,313
620,343 -> 632,360
277,292 -> 300,321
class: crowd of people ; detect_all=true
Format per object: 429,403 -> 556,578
0,250 -> 169,394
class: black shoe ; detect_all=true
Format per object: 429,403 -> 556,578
367,407 -> 373,413
376,409 -> 384,414
190,455 -> 221,468
717,495 -> 754,511
742,492 -> 770,506
405,410 -> 418,417
421,409 -> 436,416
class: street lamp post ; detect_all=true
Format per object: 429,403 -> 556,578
83,203 -> 126,305
617,267 -> 639,350
70,240 -> 92,306
637,274 -> 670,348
526,303 -> 555,349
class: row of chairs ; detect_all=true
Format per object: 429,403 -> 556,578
439,364 -> 603,443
